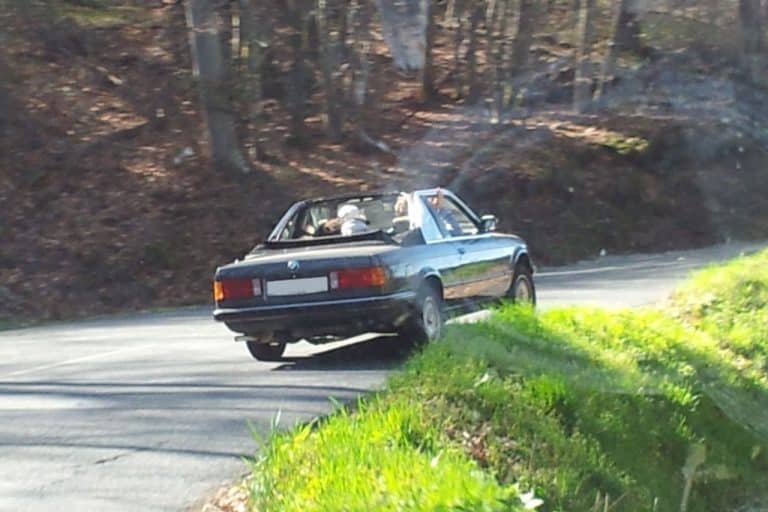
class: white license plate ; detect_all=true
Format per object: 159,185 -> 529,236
266,277 -> 328,296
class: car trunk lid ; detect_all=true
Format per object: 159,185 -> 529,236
214,241 -> 399,307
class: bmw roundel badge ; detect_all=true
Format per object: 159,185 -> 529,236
287,260 -> 300,272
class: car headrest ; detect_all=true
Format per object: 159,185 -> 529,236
392,216 -> 411,234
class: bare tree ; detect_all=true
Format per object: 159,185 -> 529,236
317,0 -> 344,141
450,0 -> 466,98
347,0 -> 374,143
596,0 -> 631,101
505,0 -> 536,107
282,0 -> 311,145
616,0 -> 642,53
238,0 -> 270,157
185,0 -> 250,173
739,0 -> 763,81
764,0 -> 768,29
466,0 -> 484,104
421,0 -> 437,101
0,9 -> 9,144
509,0 -> 535,73
573,0 -> 595,113
445,0 -> 458,23
488,0 -> 510,121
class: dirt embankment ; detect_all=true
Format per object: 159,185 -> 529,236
1,2 -> 768,324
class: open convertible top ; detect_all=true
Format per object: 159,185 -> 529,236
260,188 -> 480,250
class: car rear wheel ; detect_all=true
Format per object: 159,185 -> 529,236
246,341 -> 287,361
509,264 -> 536,306
399,284 -> 444,344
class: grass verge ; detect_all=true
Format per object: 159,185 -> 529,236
249,400 -> 516,511
246,249 -> 768,512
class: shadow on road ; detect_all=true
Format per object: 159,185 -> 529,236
274,336 -> 416,372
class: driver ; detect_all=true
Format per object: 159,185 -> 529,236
428,188 -> 463,236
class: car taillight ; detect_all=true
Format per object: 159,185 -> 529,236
329,267 -> 387,290
213,278 -> 262,301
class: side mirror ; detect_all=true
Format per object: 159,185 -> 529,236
480,214 -> 498,233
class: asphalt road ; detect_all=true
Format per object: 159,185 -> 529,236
0,242 -> 763,512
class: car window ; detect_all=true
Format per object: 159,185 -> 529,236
278,216 -> 297,240
424,194 -> 479,237
412,195 -> 443,243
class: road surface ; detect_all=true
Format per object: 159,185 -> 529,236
0,242 -> 763,511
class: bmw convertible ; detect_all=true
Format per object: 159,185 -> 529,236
213,188 -> 535,361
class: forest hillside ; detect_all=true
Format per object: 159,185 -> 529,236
2,0 -> 768,322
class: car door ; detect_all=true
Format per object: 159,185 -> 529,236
460,234 -> 515,297
416,192 -> 480,301
410,194 -> 467,303
426,192 -> 512,300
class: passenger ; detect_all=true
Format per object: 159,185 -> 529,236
394,193 -> 409,216
390,193 -> 412,235
337,204 -> 368,236
428,188 -> 463,236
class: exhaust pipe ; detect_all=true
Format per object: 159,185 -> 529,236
235,332 -> 289,343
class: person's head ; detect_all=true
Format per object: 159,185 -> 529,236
428,188 -> 444,209
338,203 -> 363,221
338,204 -> 368,235
394,193 -> 409,216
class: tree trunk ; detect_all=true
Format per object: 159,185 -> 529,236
739,0 -> 763,81
596,0 -> 631,101
0,7 -> 9,141
317,0 -> 344,141
450,0 -> 466,98
445,0 -> 457,23
284,0 -> 310,145
347,0 -> 374,142
615,0 -> 642,53
573,0 -> 595,113
421,0 -> 437,101
570,0 -> 580,34
504,0 -> 536,108
704,0 -> 720,27
466,0 -> 484,104
485,0 -> 498,89
185,0 -> 250,173
764,0 -> 768,30
510,0 -> 535,73
490,0 -> 510,122
238,0 -> 268,157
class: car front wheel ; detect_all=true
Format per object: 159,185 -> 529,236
246,340 -> 287,361
509,265 -> 536,306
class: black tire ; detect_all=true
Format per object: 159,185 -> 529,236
399,284 -> 444,344
246,341 -> 287,361
509,264 -> 536,306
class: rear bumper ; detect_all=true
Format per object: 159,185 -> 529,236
213,291 -> 417,338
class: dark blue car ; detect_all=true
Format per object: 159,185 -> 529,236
213,188 -> 535,360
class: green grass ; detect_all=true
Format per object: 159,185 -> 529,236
248,399 -> 518,511
246,249 -> 768,512
419,307 -> 767,511
670,248 -> 768,438
671,249 -> 768,379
